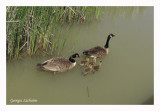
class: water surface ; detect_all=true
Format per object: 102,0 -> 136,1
7,7 -> 153,105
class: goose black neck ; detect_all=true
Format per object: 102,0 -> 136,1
69,57 -> 76,63
104,36 -> 111,48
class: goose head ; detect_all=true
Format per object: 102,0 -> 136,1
69,53 -> 80,63
72,53 -> 80,58
108,34 -> 115,38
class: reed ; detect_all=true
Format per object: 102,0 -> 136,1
6,6 -> 103,60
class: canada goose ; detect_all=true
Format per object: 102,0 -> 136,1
37,53 -> 80,74
83,64 -> 93,75
83,34 -> 115,59
92,61 -> 102,72
80,57 -> 90,66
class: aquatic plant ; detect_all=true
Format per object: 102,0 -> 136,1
6,6 -> 103,60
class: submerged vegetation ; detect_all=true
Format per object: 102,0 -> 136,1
6,6 -> 102,60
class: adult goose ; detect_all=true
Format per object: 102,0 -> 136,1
83,34 -> 115,59
37,53 -> 80,74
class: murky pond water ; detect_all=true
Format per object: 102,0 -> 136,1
7,7 -> 153,105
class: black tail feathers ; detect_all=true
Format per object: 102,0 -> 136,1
36,63 -> 43,68
83,50 -> 89,55
36,62 -> 47,68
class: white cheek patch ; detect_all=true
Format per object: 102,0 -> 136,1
73,62 -> 76,67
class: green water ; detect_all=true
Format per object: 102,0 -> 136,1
7,7 -> 153,105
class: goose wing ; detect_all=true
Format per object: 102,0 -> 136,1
83,46 -> 106,58
42,57 -> 73,72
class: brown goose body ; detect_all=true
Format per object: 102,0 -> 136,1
83,46 -> 106,58
39,58 -> 76,72
37,53 -> 79,73
83,34 -> 115,58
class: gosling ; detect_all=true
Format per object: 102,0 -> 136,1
88,57 -> 96,66
80,57 -> 90,66
83,64 -> 93,76
92,61 -> 102,72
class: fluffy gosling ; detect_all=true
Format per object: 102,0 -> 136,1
83,64 -> 93,76
80,57 -> 90,66
92,61 -> 102,72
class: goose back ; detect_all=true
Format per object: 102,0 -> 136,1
42,57 -> 75,72
83,46 -> 106,58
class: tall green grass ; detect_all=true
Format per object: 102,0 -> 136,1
6,6 -> 102,60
